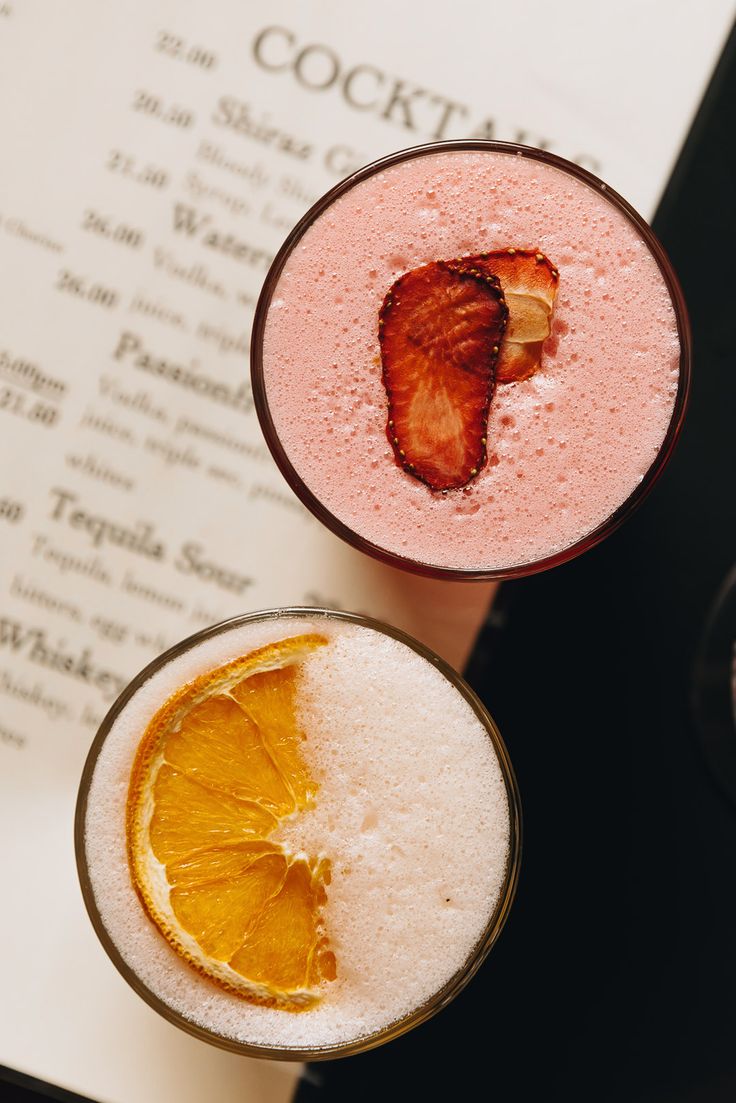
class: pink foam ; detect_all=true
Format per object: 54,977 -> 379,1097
262,149 -> 680,570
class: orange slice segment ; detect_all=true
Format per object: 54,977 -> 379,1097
164,694 -> 295,815
229,858 -> 329,990
150,767 -> 279,864
171,851 -> 288,962
127,633 -> 335,1009
230,665 -> 314,808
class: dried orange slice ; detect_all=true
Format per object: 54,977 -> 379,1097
127,633 -> 337,1010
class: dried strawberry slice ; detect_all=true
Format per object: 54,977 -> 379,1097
449,249 -> 558,383
379,261 -> 507,491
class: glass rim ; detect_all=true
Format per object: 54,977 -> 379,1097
74,606 -> 523,1062
250,139 -> 692,582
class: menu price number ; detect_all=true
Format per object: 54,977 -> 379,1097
81,208 -> 144,250
55,268 -> 119,310
155,30 -> 217,71
132,89 -> 194,129
106,149 -> 169,190
0,385 -> 59,428
0,497 -> 24,524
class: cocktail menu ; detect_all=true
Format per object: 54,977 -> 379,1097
0,2 -> 733,1101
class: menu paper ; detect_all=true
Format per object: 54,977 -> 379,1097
0,2 -> 732,1101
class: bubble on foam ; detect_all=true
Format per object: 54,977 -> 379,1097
263,150 -> 680,570
84,616 -> 510,1050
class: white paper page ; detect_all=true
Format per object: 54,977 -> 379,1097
0,3 -> 732,1102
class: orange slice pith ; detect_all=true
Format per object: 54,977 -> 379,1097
126,633 -> 337,1011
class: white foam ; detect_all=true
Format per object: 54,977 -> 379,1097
84,615 -> 511,1050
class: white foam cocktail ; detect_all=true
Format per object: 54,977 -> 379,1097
76,609 -> 520,1059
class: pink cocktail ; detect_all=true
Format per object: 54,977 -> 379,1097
252,142 -> 690,579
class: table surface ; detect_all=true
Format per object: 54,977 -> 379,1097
4,20 -> 736,1103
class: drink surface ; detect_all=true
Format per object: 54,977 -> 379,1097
83,614 -> 511,1050
261,148 -> 681,571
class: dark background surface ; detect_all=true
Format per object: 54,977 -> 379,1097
3,20 -> 736,1103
